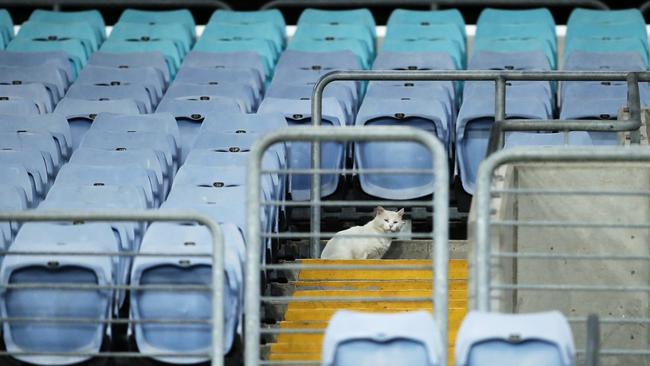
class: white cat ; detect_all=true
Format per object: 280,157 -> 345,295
320,207 -> 405,260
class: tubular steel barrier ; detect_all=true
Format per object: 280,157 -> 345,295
245,126 -> 450,366
473,146 -> 650,363
0,210 -> 225,366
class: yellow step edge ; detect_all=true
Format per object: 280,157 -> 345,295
286,299 -> 467,309
278,319 -> 464,330
299,258 -> 467,267
291,280 -> 468,291
298,270 -> 467,281
275,331 -> 458,345
283,307 -> 467,321
291,289 -> 467,300
268,352 -> 456,365
269,342 -> 457,354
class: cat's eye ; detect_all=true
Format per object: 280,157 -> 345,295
384,219 -> 389,222
393,221 -> 398,224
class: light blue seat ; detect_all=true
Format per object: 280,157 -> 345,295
563,51 -> 645,71
182,51 -> 268,84
0,51 -> 72,85
0,165 -> 35,209
0,9 -> 13,47
271,67 -> 359,103
373,51 -> 457,73
28,9 -> 106,42
566,22 -> 647,50
564,37 -> 648,67
70,147 -> 165,199
16,21 -> 99,56
469,50 -> 551,70
0,113 -> 71,159
109,22 -> 192,57
355,98 -> 448,199
0,222 -> 115,366
99,40 -> 180,78
0,149 -> 48,198
88,51 -> 169,85
364,81 -> 454,120
208,9 -> 285,30
292,24 -> 374,57
473,38 -> 556,69
0,84 -> 53,113
118,9 -> 195,38
165,82 -> 257,113
0,131 -> 62,175
0,65 -> 66,106
455,311 -> 575,366
382,38 -> 463,69
130,222 -> 245,363
202,23 -> 284,56
322,310 -> 442,366
568,8 -> 644,27
174,66 -> 263,103
192,131 -> 285,170
275,49 -> 360,72
0,97 -> 40,115
155,97 -> 242,163
193,37 -> 276,76
265,82 -> 356,123
477,8 -> 555,30
288,38 -> 371,69
385,23 -> 465,56
199,112 -> 288,134
475,23 -> 556,54
64,84 -> 152,113
75,65 -> 164,106
297,8 -> 375,35
7,38 -> 87,76
387,8 -> 465,34
0,184 -> 26,248
53,98 -> 141,150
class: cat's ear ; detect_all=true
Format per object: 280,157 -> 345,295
375,206 -> 385,216
397,208 -> 405,217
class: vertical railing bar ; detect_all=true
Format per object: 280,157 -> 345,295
627,72 -> 642,145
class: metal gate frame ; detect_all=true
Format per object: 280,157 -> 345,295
0,210 -> 226,366
245,126 -> 450,366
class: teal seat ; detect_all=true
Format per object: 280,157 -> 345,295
568,8 -> 644,27
100,40 -> 181,77
475,23 -> 556,54
473,37 -> 556,69
292,24 -> 374,58
118,9 -> 195,39
7,38 -> 86,75
385,23 -> 465,56
110,22 -> 192,56
0,10 -> 13,48
564,37 -> 648,67
288,38 -> 371,69
16,21 -> 98,57
566,22 -> 648,50
208,9 -> 286,32
298,8 -> 375,34
387,9 -> 465,36
382,38 -> 463,69
28,9 -> 105,42
201,23 -> 285,55
192,38 -> 275,77
478,8 -> 555,28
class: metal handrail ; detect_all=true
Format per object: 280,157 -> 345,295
245,126 -> 450,366
0,210 -> 225,366
586,314 -> 600,366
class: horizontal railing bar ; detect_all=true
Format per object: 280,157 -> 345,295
0,317 -> 211,324
261,168 -> 434,175
497,119 -> 629,131
492,188 -> 650,197
261,200 -> 436,207
0,283 -> 211,291
0,250 -> 211,257
262,264 -> 434,270
262,232 -> 434,239
493,284 -> 650,292
261,328 -> 325,334
261,296 -> 433,303
491,220 -> 650,230
494,252 -> 650,261
0,351 -> 210,358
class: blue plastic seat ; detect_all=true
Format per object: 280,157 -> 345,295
568,8 -> 644,27
75,65 -> 164,106
475,23 -> 556,54
563,51 -> 645,71
0,222 -> 115,366
564,37 -> 648,67
0,149 -> 49,197
16,21 -> 99,56
109,22 -> 192,57
382,38 -> 463,69
193,38 -> 276,76
208,9 -> 285,30
455,311 -> 575,366
0,9 -> 13,47
385,23 -> 464,56
271,67 -> 359,103
0,84 -> 53,113
53,98 -> 141,150
0,97 -> 40,115
0,65 -> 67,104
7,38 -> 87,76
192,131 -> 285,169
64,84 -> 152,113
387,8 -> 465,34
130,222 -> 244,364
182,51 -> 268,84
28,9 -> 106,42
0,184 -> 26,248
0,165 -> 35,208
99,40 -> 180,77
0,131 -> 62,175
164,82 -> 257,113
275,49 -> 361,72
469,50 -> 551,70
473,38 -> 556,69
118,9 -> 195,38
265,82 -> 356,123
199,112 -> 288,134
364,81 -> 454,119
0,113 -> 71,160
87,51 -> 170,85
297,8 -> 376,34
174,66 -> 262,102
0,51 -> 72,85
477,8 -> 555,30
292,24 -> 374,57
566,22 -> 647,50
288,38 -> 371,69
373,51 -> 457,72
202,23 -> 284,56
322,310 -> 442,366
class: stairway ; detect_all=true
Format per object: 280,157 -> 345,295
264,258 -> 468,365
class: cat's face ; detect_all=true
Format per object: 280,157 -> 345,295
374,207 -> 405,233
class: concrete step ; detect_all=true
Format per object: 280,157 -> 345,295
282,307 -> 467,322
295,259 -> 467,281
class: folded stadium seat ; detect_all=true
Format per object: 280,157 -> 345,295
275,49 -> 361,71
201,22 -> 285,56
298,8 -> 376,34
385,23 -> 464,54
455,311 -> 575,366
257,97 -> 346,200
381,38 -> 464,69
164,82 -> 257,112
474,23 -> 556,54
563,51 -> 645,71
287,38 -> 372,70
354,98 -> 449,199
182,51 -> 269,84
0,51 -> 72,87
387,8 -> 465,34
118,9 -> 195,39
0,185 -> 26,248
174,66 -> 263,103
0,165 -> 36,208
16,21 -> 99,57
199,111 -> 288,134
0,64 -> 67,106
64,84 -> 153,113
77,65 -> 165,106
53,98 -> 141,150
55,163 -> 157,208
99,40 -> 181,78
0,9 -> 13,48
87,51 -> 170,86
110,21 -> 193,55
0,113 -> 72,160
70,147 -> 165,199
565,22 -> 647,51
28,9 -> 106,43
155,97 -> 242,163
477,8 -> 555,29
0,84 -> 53,113
0,131 -> 62,175
7,38 -> 87,77
0,149 -> 48,199
79,130 -> 177,182
372,52 -> 458,97
192,37 -> 277,76
0,97 -> 41,115
192,131 -> 286,170
292,23 -> 374,57
472,38 -> 556,70
568,8 -> 645,27
271,67 -> 359,105
130,222 -> 245,364
363,81 -> 454,121
265,82 -> 356,123
322,310 -> 442,366
469,50 -> 551,70
563,37 -> 648,67
208,9 -> 286,31
456,82 -> 553,194
0,222 -> 115,366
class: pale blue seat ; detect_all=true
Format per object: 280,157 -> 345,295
208,9 -> 285,31
266,82 -> 356,123
564,37 -> 648,67
473,38 -> 555,69
118,9 -> 195,39
387,8 -> 465,34
0,84 -> 53,113
385,23 -> 464,57
0,51 -> 72,85
87,51 -> 170,85
292,24 -> 374,57
7,38 -> 87,76
0,97 -> 40,115
373,51 -> 457,73
130,222 -> 245,363
174,66 -> 263,103
275,49 -> 360,71
365,81 -> 455,116
566,22 -> 647,50
16,21 -> 99,56
0,113 -> 72,160
76,65 -> 164,105
0,222 -> 115,366
202,23 -> 284,56
297,8 -> 375,35
164,82 -> 257,113
0,149 -> 49,197
53,98 -> 141,150
469,50 -> 551,70
0,131 -> 62,175
0,165 -> 35,208
382,38 -> 463,69
199,112 -> 287,134
568,8 -> 644,27
192,131 -> 285,169
478,8 -> 555,30
28,9 -> 106,42
475,23 -> 556,54
322,311 -> 442,366
455,311 -> 575,366
193,37 -> 276,76
100,40 -> 180,77
563,51 -> 645,71
110,22 -> 193,56
0,65 -> 67,104
0,9 -> 13,47
271,67 -> 359,104
0,184 -> 26,248
182,51 -> 268,84
288,38 -> 371,69
65,84 -> 152,113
